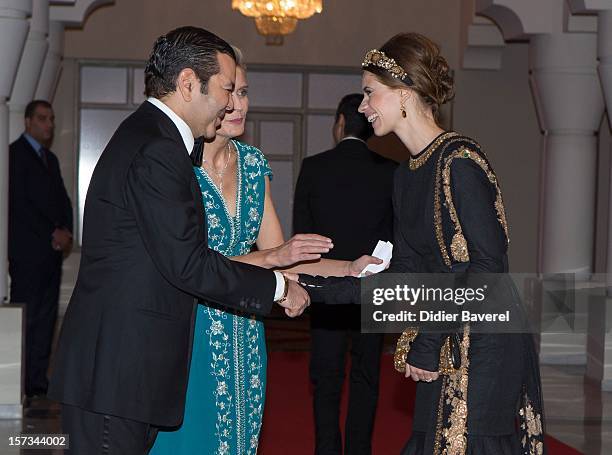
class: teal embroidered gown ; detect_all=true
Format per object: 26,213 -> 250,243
151,140 -> 272,455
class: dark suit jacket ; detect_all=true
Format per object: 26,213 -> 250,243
48,101 -> 276,426
8,135 -> 73,264
293,138 -> 396,328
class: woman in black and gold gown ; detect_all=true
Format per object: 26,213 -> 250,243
300,32 -> 546,455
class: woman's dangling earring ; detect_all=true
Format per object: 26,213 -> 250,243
400,99 -> 407,118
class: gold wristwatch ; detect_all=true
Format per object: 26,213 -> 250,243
276,274 -> 290,304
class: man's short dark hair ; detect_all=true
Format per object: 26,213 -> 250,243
335,93 -> 373,141
25,100 -> 52,119
144,26 -> 236,99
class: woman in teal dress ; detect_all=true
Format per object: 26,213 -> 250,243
150,48 -> 379,455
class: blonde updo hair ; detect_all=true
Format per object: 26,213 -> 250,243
366,33 -> 454,120
231,45 -> 247,71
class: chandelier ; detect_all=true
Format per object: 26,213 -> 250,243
232,0 -> 323,45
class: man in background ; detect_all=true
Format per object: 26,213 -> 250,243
293,93 -> 397,454
8,99 -> 73,399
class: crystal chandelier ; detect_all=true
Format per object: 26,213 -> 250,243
232,0 -> 323,45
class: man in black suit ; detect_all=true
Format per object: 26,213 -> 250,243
48,27 -> 309,454
293,94 -> 396,455
8,100 -> 73,399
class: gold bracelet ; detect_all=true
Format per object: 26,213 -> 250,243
394,329 -> 461,376
393,328 -> 419,372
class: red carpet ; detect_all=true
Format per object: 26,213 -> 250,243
259,352 -> 582,454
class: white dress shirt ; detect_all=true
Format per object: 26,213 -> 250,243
146,98 -> 286,301
339,135 -> 367,145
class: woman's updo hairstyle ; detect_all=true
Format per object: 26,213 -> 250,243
231,45 -> 247,71
364,32 -> 455,120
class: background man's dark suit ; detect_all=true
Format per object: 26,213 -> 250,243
8,133 -> 73,397
48,101 -> 277,447
294,136 -> 396,454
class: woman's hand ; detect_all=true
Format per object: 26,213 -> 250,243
405,363 -> 439,382
269,234 -> 333,268
347,255 -> 383,277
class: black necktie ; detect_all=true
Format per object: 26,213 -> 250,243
39,148 -> 48,167
190,137 -> 204,167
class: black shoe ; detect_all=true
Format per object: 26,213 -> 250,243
25,388 -> 47,398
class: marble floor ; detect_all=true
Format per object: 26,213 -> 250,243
2,338 -> 611,454
540,364 -> 612,455
1,397 -> 63,455
1,254 -> 611,454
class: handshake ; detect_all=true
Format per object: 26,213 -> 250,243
275,272 -> 361,318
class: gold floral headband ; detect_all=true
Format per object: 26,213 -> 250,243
361,49 -> 412,84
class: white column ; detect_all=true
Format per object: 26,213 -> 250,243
34,20 -> 64,101
530,31 -> 604,367
600,11 -> 612,285
0,100 -> 9,305
0,0 -> 32,303
566,2 -> 612,390
0,0 -> 31,418
596,10 -> 612,391
8,0 -> 49,143
530,32 -> 604,277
